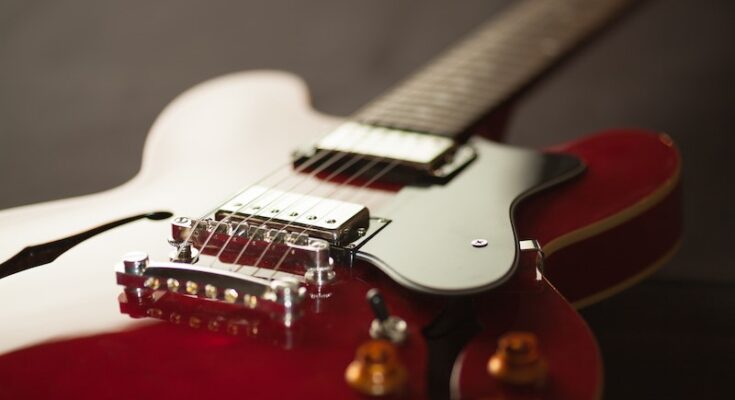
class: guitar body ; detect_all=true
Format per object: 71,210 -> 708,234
0,71 -> 680,399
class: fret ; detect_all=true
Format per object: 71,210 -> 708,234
353,0 -> 633,138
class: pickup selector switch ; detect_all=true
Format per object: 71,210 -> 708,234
366,289 -> 408,344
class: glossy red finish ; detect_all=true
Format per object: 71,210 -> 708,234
0,260 -> 436,399
517,129 -> 681,304
455,279 -> 601,400
453,129 -> 681,398
0,130 -> 681,400
0,264 -> 598,400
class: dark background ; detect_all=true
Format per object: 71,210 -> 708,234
1,0 -> 733,398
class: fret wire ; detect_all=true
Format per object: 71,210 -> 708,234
368,109 -> 459,132
369,96 -> 491,123
375,88 -> 492,112
355,0 -> 632,136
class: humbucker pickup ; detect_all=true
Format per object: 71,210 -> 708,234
214,185 -> 370,247
297,122 -> 476,180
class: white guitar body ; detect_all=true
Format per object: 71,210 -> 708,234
0,71 -> 347,354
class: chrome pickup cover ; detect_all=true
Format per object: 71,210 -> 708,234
215,186 -> 369,246
317,122 -> 455,166
314,122 -> 477,178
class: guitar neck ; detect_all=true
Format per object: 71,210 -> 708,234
353,0 -> 633,138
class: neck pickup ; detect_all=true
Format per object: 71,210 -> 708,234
294,122 -> 476,183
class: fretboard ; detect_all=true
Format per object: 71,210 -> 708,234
353,0 -> 633,137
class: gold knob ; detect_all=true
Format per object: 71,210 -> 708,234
488,331 -> 547,386
345,339 -> 407,396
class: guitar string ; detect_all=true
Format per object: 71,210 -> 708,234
226,154 -> 379,274
221,123 -> 399,273
172,0 -> 615,304
249,0 -> 600,279
183,60 -> 486,269
178,0 -> 564,263
174,121 -> 365,261
201,122 -> 374,268
172,158 -> 294,259
190,121 -> 414,274
240,156 -> 387,278
263,159 -> 399,281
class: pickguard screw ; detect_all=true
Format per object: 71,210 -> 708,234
472,239 -> 488,248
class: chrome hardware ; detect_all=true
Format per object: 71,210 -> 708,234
369,317 -> 408,345
264,277 -> 307,327
519,239 -> 544,280
215,185 -> 369,246
471,239 -> 488,248
303,122 -> 476,179
115,260 -> 307,326
366,289 -> 408,344
169,215 -> 352,277
318,122 -> 454,165
304,267 -> 335,286
168,241 -> 200,263
304,239 -> 335,286
265,277 -> 306,306
170,213 -> 389,268
166,278 -> 180,292
432,144 -> 477,178
168,219 -> 200,263
143,277 -> 160,290
123,251 -> 149,275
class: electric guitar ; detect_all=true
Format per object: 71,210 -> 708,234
0,0 -> 681,398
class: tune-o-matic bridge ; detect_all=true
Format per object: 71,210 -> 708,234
116,253 -> 309,327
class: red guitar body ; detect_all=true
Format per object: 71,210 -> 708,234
0,102 -> 681,400
0,0 -> 681,396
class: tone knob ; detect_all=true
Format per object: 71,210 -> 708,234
487,331 -> 548,386
345,339 -> 407,396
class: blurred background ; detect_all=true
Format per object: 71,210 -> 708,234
1,0 -> 733,398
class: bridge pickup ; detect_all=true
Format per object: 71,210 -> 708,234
296,122 -> 476,180
214,186 -> 370,247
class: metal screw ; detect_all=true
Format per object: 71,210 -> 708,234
326,219 -> 337,224
307,215 -> 318,221
471,239 -> 488,248
289,211 -> 299,217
